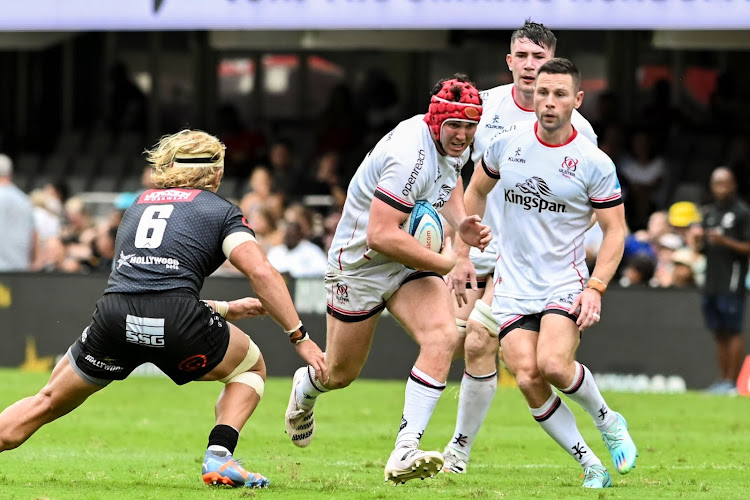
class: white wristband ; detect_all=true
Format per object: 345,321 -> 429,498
213,300 -> 229,318
284,321 -> 303,335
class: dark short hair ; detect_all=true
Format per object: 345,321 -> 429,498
429,73 -> 478,102
537,58 -> 581,90
510,19 -> 557,54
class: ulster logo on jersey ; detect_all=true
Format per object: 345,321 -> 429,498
505,176 -> 567,213
560,156 -> 579,178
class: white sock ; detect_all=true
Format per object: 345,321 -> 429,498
294,365 -> 329,408
530,391 -> 601,468
207,445 -> 231,456
560,362 -> 617,430
447,370 -> 497,459
395,366 -> 445,450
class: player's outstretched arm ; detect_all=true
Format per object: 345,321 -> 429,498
227,240 -> 328,382
203,297 -> 267,321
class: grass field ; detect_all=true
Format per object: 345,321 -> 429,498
1,369 -> 749,500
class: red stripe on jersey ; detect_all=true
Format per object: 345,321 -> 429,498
590,193 -> 622,202
376,186 -> 414,208
534,122 -> 578,148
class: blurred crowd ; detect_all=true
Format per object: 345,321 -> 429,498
0,72 -> 748,291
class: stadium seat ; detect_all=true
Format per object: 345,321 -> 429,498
112,132 -> 144,156
88,175 -> 118,193
86,130 -> 113,158
66,174 -> 89,195
39,155 -> 70,177
51,129 -> 86,158
72,155 -> 100,178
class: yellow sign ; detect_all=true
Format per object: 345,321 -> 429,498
20,337 -> 54,372
0,282 -> 10,308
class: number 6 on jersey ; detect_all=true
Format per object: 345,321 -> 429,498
134,204 -> 174,249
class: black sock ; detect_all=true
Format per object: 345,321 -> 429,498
207,424 -> 239,455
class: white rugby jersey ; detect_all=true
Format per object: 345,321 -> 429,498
482,120 -> 622,299
469,84 -> 597,265
329,115 -> 470,270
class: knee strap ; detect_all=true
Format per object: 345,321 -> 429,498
224,371 -> 265,399
218,338 -> 260,383
468,299 -> 499,337
456,318 -> 467,337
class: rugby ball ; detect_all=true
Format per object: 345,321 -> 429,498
403,200 -> 443,252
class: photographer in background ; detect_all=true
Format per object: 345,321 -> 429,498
689,167 -> 750,395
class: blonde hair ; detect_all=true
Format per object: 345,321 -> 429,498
146,129 -> 226,193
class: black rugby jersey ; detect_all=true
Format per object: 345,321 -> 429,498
105,188 -> 254,296
702,196 -> 750,295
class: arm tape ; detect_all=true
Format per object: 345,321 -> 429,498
222,232 -> 257,259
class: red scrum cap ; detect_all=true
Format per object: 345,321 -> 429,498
423,79 -> 483,141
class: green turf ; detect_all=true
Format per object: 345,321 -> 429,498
1,369 -> 749,499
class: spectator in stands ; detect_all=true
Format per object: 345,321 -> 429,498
28,189 -> 62,271
283,202 -> 324,250
298,150 -> 347,211
622,210 -> 670,267
266,221 -> 328,278
618,253 -> 656,288
41,179 -> 68,220
239,166 -> 284,220
669,248 -> 698,288
651,232 -> 683,288
83,222 -> 117,273
668,201 -> 702,243
247,206 -> 283,254
0,154 -> 36,271
619,130 -> 668,231
266,138 -> 302,199
668,201 -> 707,287
690,167 -> 750,395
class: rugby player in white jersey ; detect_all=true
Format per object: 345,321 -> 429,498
464,58 -> 637,488
442,20 -> 598,475
284,75 -> 491,484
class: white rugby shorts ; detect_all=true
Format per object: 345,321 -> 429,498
492,284 -> 583,338
325,263 -> 442,322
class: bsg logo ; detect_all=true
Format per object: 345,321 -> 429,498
126,331 -> 165,347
